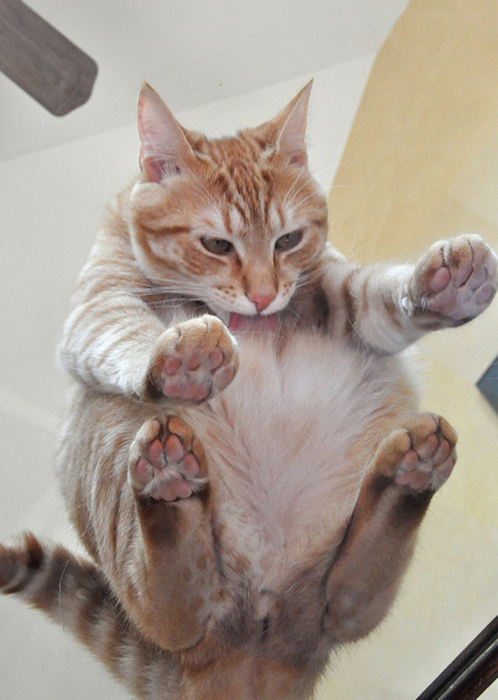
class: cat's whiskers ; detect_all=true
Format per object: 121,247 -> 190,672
146,299 -> 196,311
286,190 -> 322,218
282,304 -> 303,323
282,167 -> 308,204
285,167 -> 342,217
135,280 -> 208,297
283,170 -> 314,212
294,267 -> 325,290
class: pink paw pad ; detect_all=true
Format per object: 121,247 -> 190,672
152,317 -> 239,403
394,415 -> 457,494
209,347 -> 223,370
419,235 -> 497,321
129,417 -> 207,502
428,266 -> 451,293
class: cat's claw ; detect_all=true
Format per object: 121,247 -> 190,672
149,315 -> 239,402
129,416 -> 207,501
377,412 -> 457,494
408,234 -> 497,322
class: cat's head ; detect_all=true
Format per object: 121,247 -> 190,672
129,83 -> 328,326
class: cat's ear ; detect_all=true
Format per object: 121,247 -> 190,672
274,80 -> 313,168
137,84 -> 195,183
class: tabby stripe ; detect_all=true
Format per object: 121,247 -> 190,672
60,291 -> 165,397
234,199 -> 250,227
109,481 -> 126,557
0,533 -> 45,594
142,225 -> 191,237
341,269 -> 359,332
222,204 -> 233,235
1,535 -> 180,698
64,294 -> 154,340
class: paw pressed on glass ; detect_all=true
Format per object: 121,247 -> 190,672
129,416 -> 207,501
150,315 -> 239,402
378,413 -> 457,494
411,234 -> 497,322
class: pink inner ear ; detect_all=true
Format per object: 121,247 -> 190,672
289,151 -> 308,168
141,155 -> 165,183
140,152 -> 182,184
137,84 -> 194,184
275,84 -> 311,168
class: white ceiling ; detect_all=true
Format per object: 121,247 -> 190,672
0,0 -> 409,161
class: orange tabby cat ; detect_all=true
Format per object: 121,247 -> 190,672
1,82 -> 497,700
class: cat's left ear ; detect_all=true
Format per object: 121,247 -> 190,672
137,84 -> 195,183
274,80 -> 313,168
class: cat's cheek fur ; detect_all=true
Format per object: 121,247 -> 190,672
128,184 -> 174,281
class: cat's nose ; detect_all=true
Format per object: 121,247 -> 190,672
248,293 -> 277,313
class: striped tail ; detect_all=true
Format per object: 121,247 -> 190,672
0,533 -> 180,699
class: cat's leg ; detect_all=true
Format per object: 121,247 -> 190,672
146,314 -> 239,402
323,412 -> 457,643
328,234 -> 497,353
124,414 -> 222,652
60,295 -> 238,402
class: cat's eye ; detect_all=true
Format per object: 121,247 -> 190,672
201,238 -> 234,255
275,229 -> 304,252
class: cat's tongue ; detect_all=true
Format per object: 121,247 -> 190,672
228,313 -> 278,333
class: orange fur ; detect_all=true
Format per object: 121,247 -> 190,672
1,83 -> 496,699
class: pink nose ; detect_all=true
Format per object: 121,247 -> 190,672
248,293 -> 276,313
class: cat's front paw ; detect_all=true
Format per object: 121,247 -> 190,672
408,234 -> 497,323
129,416 -> 207,501
149,315 -> 239,402
376,412 -> 457,494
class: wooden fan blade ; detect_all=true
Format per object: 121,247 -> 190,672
0,0 -> 98,116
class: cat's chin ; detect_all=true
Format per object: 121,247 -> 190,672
227,313 -> 278,333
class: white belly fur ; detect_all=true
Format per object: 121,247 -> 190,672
184,331 -> 418,589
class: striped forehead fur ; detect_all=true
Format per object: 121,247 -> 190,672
179,125 -> 319,233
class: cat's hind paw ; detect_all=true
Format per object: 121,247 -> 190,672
410,234 -> 497,323
129,416 -> 207,501
149,315 -> 239,402
376,413 -> 457,494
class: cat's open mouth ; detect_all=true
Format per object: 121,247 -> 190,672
227,313 -> 278,333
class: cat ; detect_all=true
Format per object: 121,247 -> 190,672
0,81 -> 497,700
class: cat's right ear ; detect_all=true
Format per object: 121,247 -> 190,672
273,81 -> 313,168
138,84 -> 195,183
